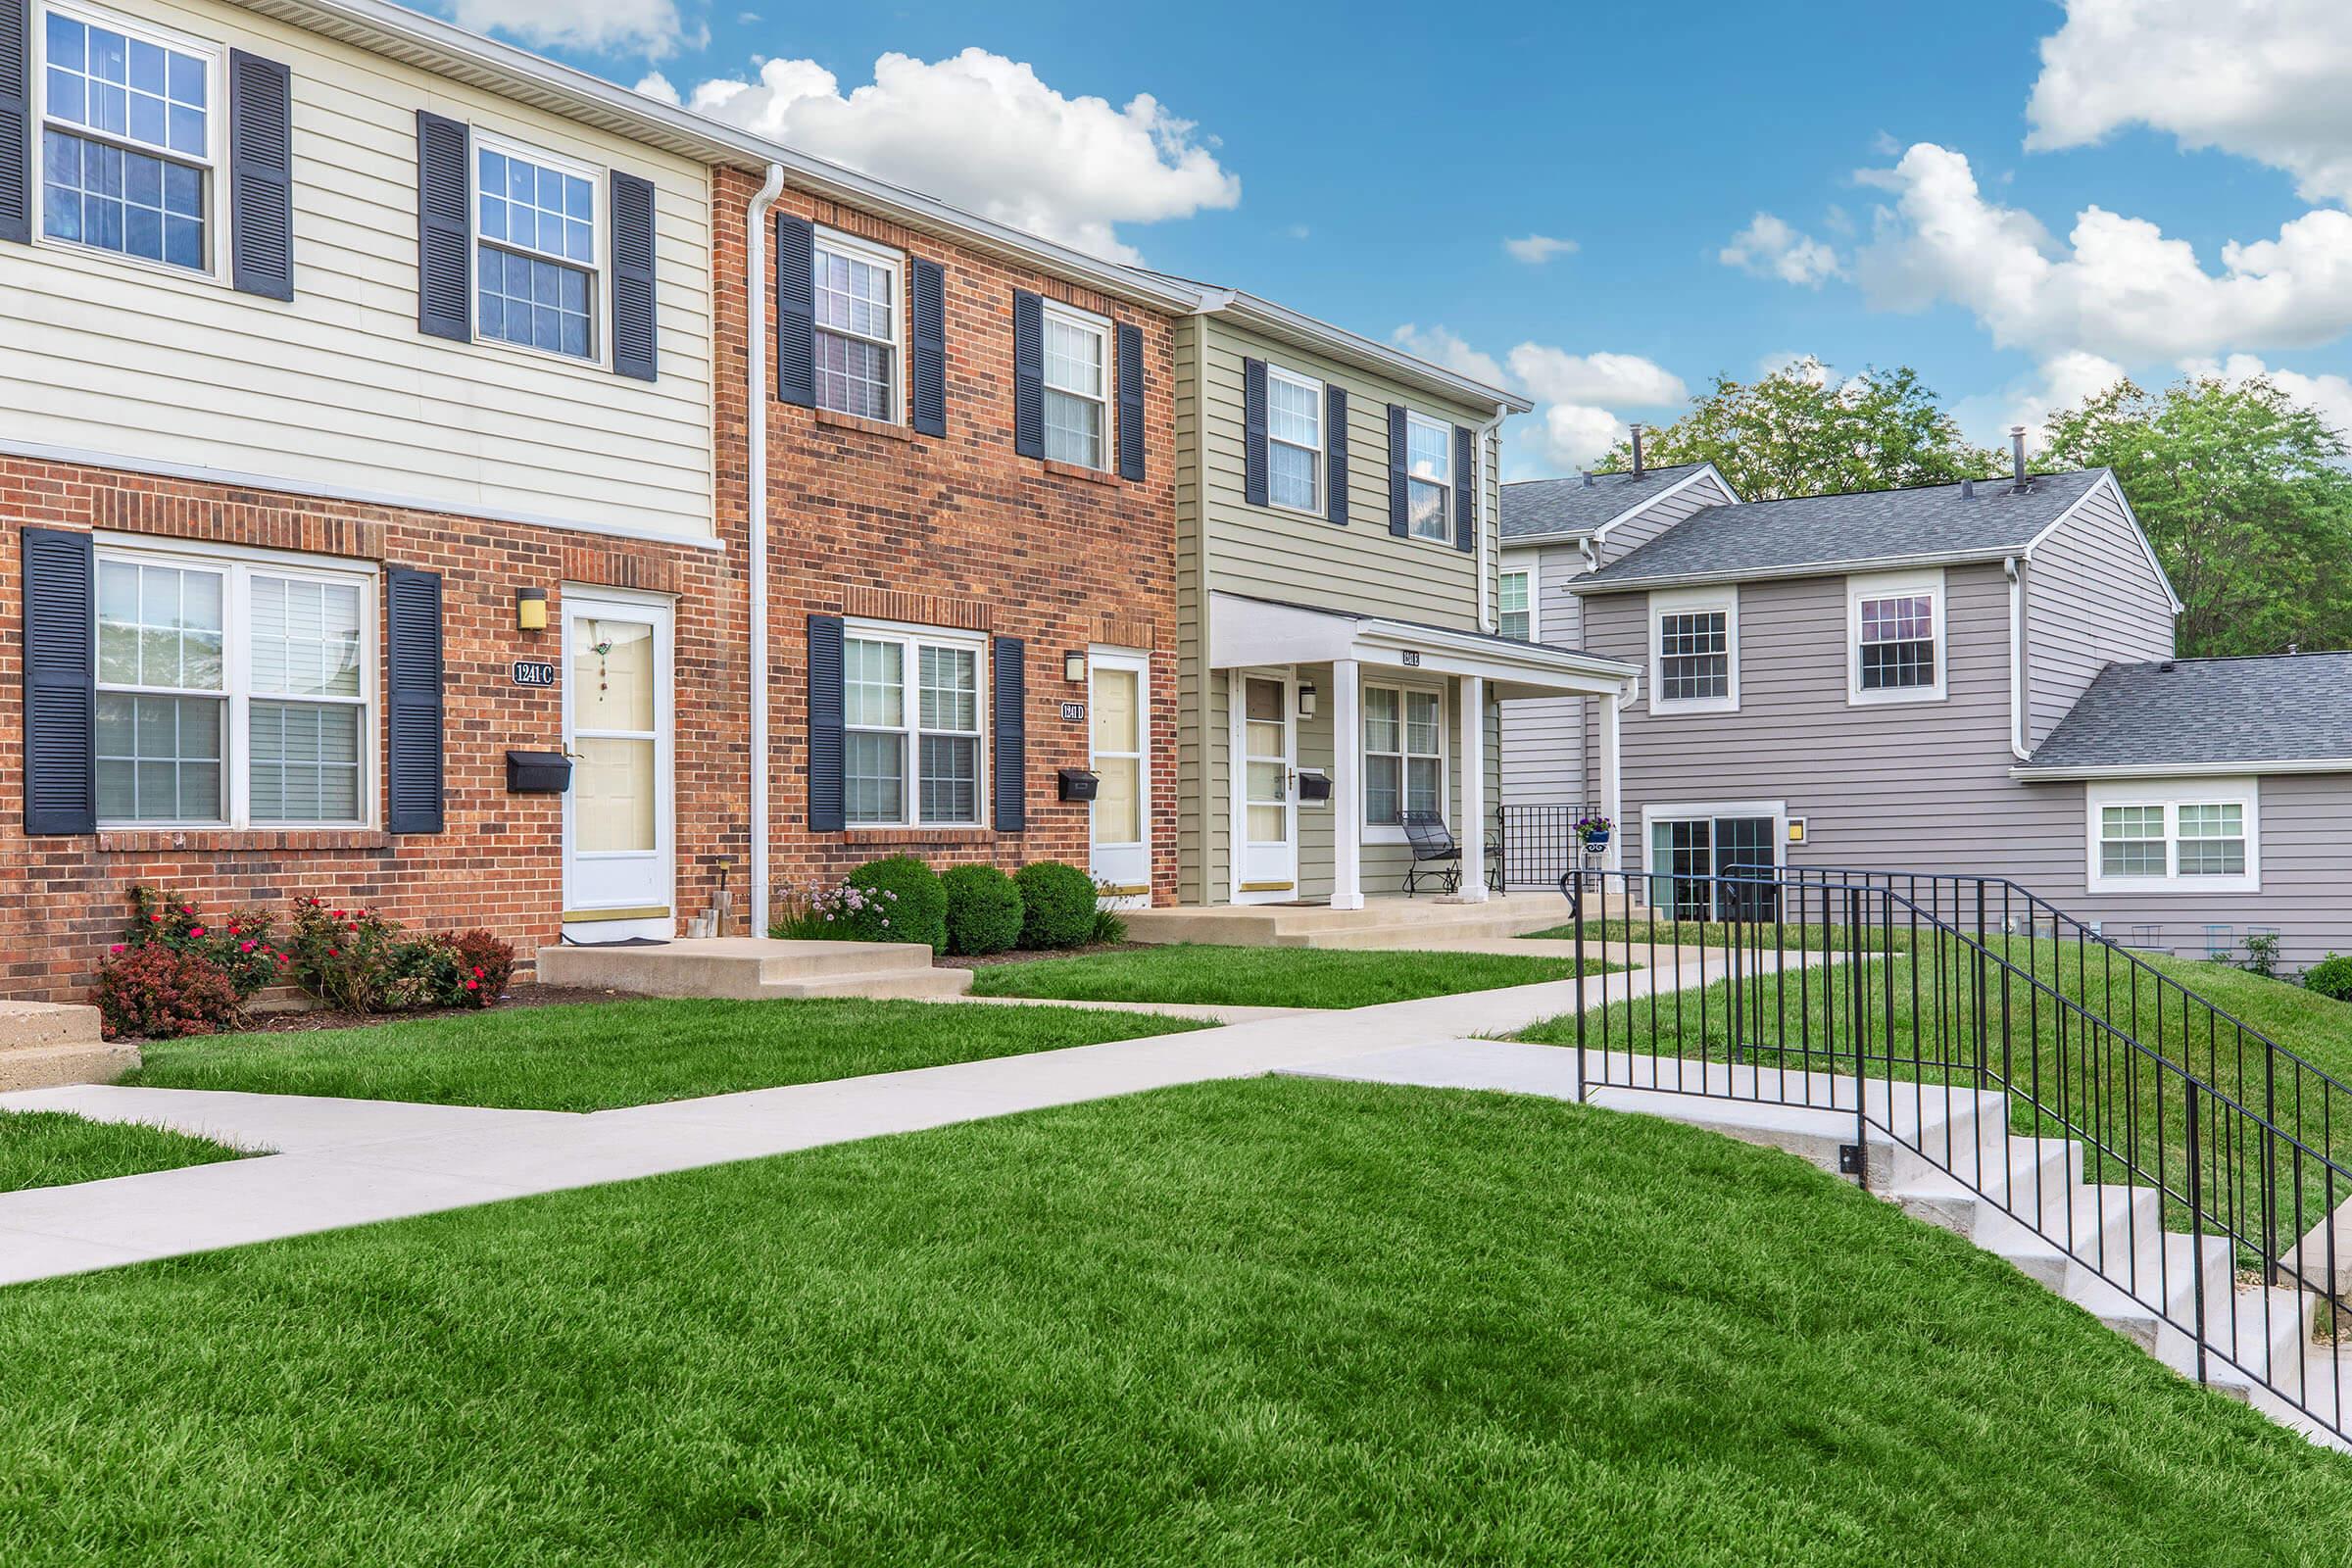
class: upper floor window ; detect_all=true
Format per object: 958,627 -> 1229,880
1848,568 -> 1945,704
475,137 -> 599,362
813,230 -> 900,421
1498,569 -> 1534,641
1405,414 -> 1452,541
1043,305 -> 1109,468
2087,781 -> 2258,894
1266,367 -> 1323,512
1649,586 -> 1738,714
38,4 -> 215,273
843,625 -> 986,827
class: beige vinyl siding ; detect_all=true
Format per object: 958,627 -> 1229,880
1174,319 -> 1213,903
1,0 -> 715,542
2024,477 -> 2176,749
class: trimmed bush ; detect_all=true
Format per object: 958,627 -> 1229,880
1014,860 -> 1098,951
942,864 -> 1024,956
844,857 -> 949,954
92,945 -> 242,1040
2307,955 -> 2352,1003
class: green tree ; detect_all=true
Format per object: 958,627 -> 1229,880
2038,375 -> 2352,657
1600,358 -> 2000,501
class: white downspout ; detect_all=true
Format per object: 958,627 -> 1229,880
2006,555 -> 2030,760
1477,403 -> 1507,631
747,164 -> 786,931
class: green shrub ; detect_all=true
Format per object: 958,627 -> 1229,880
844,857 -> 949,954
1090,905 -> 1129,946
942,864 -> 1024,956
91,944 -> 242,1040
2306,955 -> 2352,1003
122,885 -> 288,1000
1014,860 -> 1098,951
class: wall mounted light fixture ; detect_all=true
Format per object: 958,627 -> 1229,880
515,586 -> 548,631
1298,680 -> 1320,719
1063,650 -> 1087,683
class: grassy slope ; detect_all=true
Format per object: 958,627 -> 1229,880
124,998 -> 1209,1112
1,1079 -> 2345,1565
966,943 -> 1602,1008
0,1110 -> 248,1195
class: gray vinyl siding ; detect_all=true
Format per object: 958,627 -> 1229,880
1589,469 -> 1739,561
2023,477 -> 2176,749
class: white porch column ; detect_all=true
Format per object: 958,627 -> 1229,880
1600,686 -> 1625,876
1330,659 -> 1363,909
1458,674 -> 1489,902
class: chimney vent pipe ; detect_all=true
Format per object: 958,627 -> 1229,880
2010,426 -> 2029,492
1630,424 -> 1645,478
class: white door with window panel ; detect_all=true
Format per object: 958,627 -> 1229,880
1090,652 -> 1150,905
563,591 -> 673,941
1234,672 -> 1296,903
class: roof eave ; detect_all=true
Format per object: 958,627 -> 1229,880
1572,546 -> 2020,596
2011,758 -> 2352,781
1196,288 -> 1532,413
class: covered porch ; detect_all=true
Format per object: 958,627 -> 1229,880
1192,593 -> 1636,911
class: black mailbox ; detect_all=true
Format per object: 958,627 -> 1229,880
1057,768 -> 1100,802
507,750 -> 572,794
1296,768 -> 1332,805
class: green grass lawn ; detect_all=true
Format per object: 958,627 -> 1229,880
0,1110 -> 249,1195
2,1078 -> 2345,1564
1524,917 -> 1926,953
122,998 -> 1210,1112
964,942 -> 1608,1009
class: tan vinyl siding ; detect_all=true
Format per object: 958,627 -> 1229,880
2024,477 -> 2176,749
1174,318 -> 1210,902
1,0 -> 715,542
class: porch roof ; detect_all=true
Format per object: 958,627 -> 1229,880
1209,593 -> 1637,701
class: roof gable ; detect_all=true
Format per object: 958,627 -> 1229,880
1500,464 -> 1720,542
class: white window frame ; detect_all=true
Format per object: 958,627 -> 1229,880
1847,567 -> 1947,706
2085,778 -> 2260,895
1404,411 -> 1454,543
840,618 -> 990,830
1499,562 -> 1538,642
1264,364 -> 1324,515
31,0 -> 225,285
469,127 -> 607,369
1041,298 -> 1111,470
811,225 -> 904,423
1361,677 -> 1448,843
93,534 -> 378,831
1648,584 -> 1739,714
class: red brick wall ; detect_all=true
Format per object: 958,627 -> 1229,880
0,458 -> 751,1002
714,169 -> 1181,915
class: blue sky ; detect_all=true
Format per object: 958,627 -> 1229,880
429,0 -> 2352,476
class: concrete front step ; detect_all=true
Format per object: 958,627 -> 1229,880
0,1002 -> 132,1091
534,938 -> 969,1003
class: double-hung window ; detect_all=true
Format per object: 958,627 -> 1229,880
843,626 -> 986,827
1043,304 -> 1110,467
38,3 -> 216,273
2087,781 -> 2258,893
1266,367 -> 1323,512
1405,414 -> 1452,541
1848,569 -> 1945,703
1363,683 -> 1444,829
813,230 -> 901,421
95,543 -> 373,828
1649,586 -> 1738,713
1499,568 -> 1534,641
476,135 -> 599,361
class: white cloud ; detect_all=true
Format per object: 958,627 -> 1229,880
1854,142 -> 2352,361
1503,233 -> 1578,265
1529,404 -> 1628,471
634,71 -> 680,106
444,0 -> 693,56
1719,212 -> 1844,286
1285,223 -> 1311,241
662,49 -> 1240,262
1953,350 -> 2130,451
2028,0 -> 2352,207
2180,353 -> 2352,441
1394,326 -> 1685,478
1506,345 -> 1687,409
1390,324 -> 1507,387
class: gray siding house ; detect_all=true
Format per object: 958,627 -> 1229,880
1500,464 -> 2352,965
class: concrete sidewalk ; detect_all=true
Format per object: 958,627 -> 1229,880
0,945 -> 1766,1287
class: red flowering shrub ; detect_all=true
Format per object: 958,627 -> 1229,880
91,944 -> 242,1040
288,898 -> 407,1013
122,885 -> 288,999
449,930 -> 517,1005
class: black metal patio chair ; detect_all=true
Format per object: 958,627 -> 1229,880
1398,809 -> 1462,896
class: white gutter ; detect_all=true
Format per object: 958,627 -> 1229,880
2006,556 -> 2030,760
1477,404 -> 1507,631
2011,759 -> 2352,781
1571,545 -> 2027,597
746,164 -> 785,932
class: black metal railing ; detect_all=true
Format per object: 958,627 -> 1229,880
1497,804 -> 1600,889
1561,864 -> 2352,1439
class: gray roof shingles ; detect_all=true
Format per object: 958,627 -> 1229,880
1575,469 -> 2112,589
1500,464 -> 1714,541
2021,653 -> 2352,771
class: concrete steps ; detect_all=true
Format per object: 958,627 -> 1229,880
0,1002 -> 132,1090
533,938 -> 974,1003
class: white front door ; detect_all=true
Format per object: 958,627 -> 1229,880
1089,650 -> 1151,906
1234,671 -> 1296,904
562,589 -> 674,943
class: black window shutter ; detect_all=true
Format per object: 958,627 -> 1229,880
774,214 -> 814,407
1387,404 -> 1410,537
415,111 -> 469,341
1011,290 -> 1044,459
1242,357 -> 1268,508
227,51 -> 293,301
992,636 -> 1025,832
1453,424 -> 1477,552
0,0 -> 26,247
610,171 -> 658,381
910,256 -> 946,436
21,527 -> 94,835
1116,320 -> 1145,480
807,614 -> 844,831
385,567 -> 444,834
1325,383 -> 1348,525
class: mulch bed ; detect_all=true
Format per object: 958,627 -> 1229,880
222,985 -> 648,1037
